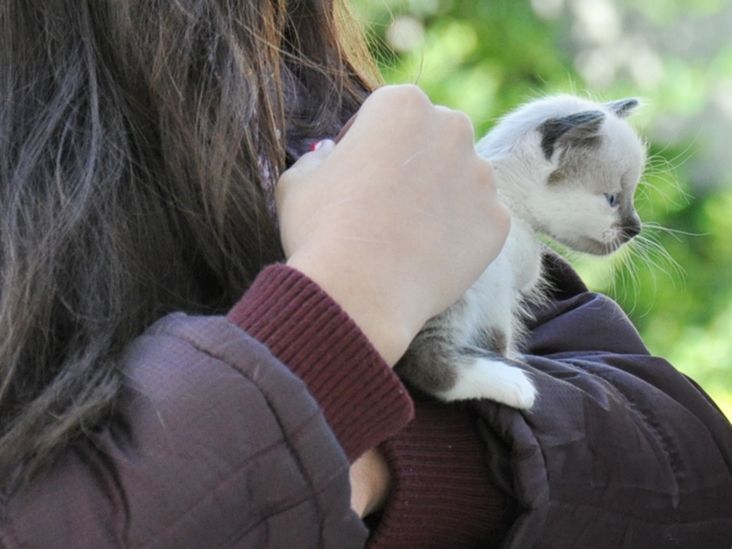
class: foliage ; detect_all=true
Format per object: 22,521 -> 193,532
352,0 -> 732,418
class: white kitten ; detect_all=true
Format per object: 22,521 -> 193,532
396,95 -> 646,409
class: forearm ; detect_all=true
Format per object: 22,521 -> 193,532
227,264 -> 414,462
228,264 -> 519,548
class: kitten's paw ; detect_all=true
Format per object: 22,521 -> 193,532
435,357 -> 536,409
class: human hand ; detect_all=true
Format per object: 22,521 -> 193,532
277,84 -> 510,365
349,448 -> 390,518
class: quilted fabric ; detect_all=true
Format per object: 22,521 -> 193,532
1,314 -> 367,548
473,256 -> 732,549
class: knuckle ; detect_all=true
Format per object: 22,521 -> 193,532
275,172 -> 293,199
437,108 -> 475,144
486,190 -> 511,233
377,84 -> 431,110
394,83 -> 430,102
476,158 -> 497,190
274,183 -> 286,207
495,200 -> 511,228
277,168 -> 294,186
450,110 -> 475,140
472,159 -> 511,235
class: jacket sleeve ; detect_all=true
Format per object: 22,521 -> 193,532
229,267 -> 520,549
0,266 -> 413,549
474,254 -> 732,549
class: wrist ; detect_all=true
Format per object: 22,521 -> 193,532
286,250 -> 420,366
227,264 -> 415,461
350,448 -> 391,518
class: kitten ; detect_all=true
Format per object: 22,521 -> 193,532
396,94 -> 646,409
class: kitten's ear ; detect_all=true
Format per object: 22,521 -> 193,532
539,110 -> 605,160
606,98 -> 639,118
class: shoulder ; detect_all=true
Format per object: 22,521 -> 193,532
472,253 -> 732,548
1,313 -> 367,549
122,312 -> 320,435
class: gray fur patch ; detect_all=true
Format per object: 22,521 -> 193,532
548,168 -> 565,184
539,111 -> 605,159
396,348 -> 457,393
621,213 -> 642,239
556,137 -> 604,179
396,321 -> 459,393
606,98 -> 639,119
478,327 -> 508,355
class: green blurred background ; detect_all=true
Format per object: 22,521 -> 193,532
352,0 -> 732,418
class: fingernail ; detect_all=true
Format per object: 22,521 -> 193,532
319,139 -> 335,152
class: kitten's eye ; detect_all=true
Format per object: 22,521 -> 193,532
604,193 -> 619,207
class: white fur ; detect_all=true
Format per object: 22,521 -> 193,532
435,355 -> 537,408
478,95 -> 646,253
433,94 -> 646,409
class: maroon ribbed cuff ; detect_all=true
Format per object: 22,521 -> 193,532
227,264 -> 414,462
368,395 -> 516,548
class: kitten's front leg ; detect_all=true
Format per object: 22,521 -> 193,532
397,312 -> 537,410
434,352 -> 536,409
396,316 -> 462,398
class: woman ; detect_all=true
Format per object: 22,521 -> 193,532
1,1 -> 731,548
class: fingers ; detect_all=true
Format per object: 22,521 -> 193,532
475,156 -> 497,192
275,139 -> 335,210
277,139 -> 335,186
335,116 -> 357,143
433,105 -> 476,146
289,139 -> 336,173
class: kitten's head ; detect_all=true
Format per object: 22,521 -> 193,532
479,95 -> 647,255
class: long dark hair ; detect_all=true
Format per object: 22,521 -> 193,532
0,0 -> 378,495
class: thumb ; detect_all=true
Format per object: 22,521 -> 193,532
288,139 -> 336,175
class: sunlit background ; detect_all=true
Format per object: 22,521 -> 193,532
352,0 -> 732,418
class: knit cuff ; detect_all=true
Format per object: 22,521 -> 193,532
368,395 -> 516,548
227,264 -> 414,462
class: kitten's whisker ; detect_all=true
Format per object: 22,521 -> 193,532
641,146 -> 695,211
636,185 -> 653,205
634,232 -> 686,285
621,244 -> 642,311
638,172 -> 691,206
606,245 -> 636,309
643,221 -> 706,240
645,137 -> 697,174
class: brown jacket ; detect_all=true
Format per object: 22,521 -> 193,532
1,313 -> 369,547
1,260 -> 731,548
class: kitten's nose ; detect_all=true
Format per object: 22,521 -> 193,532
622,223 -> 641,240
621,213 -> 642,241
